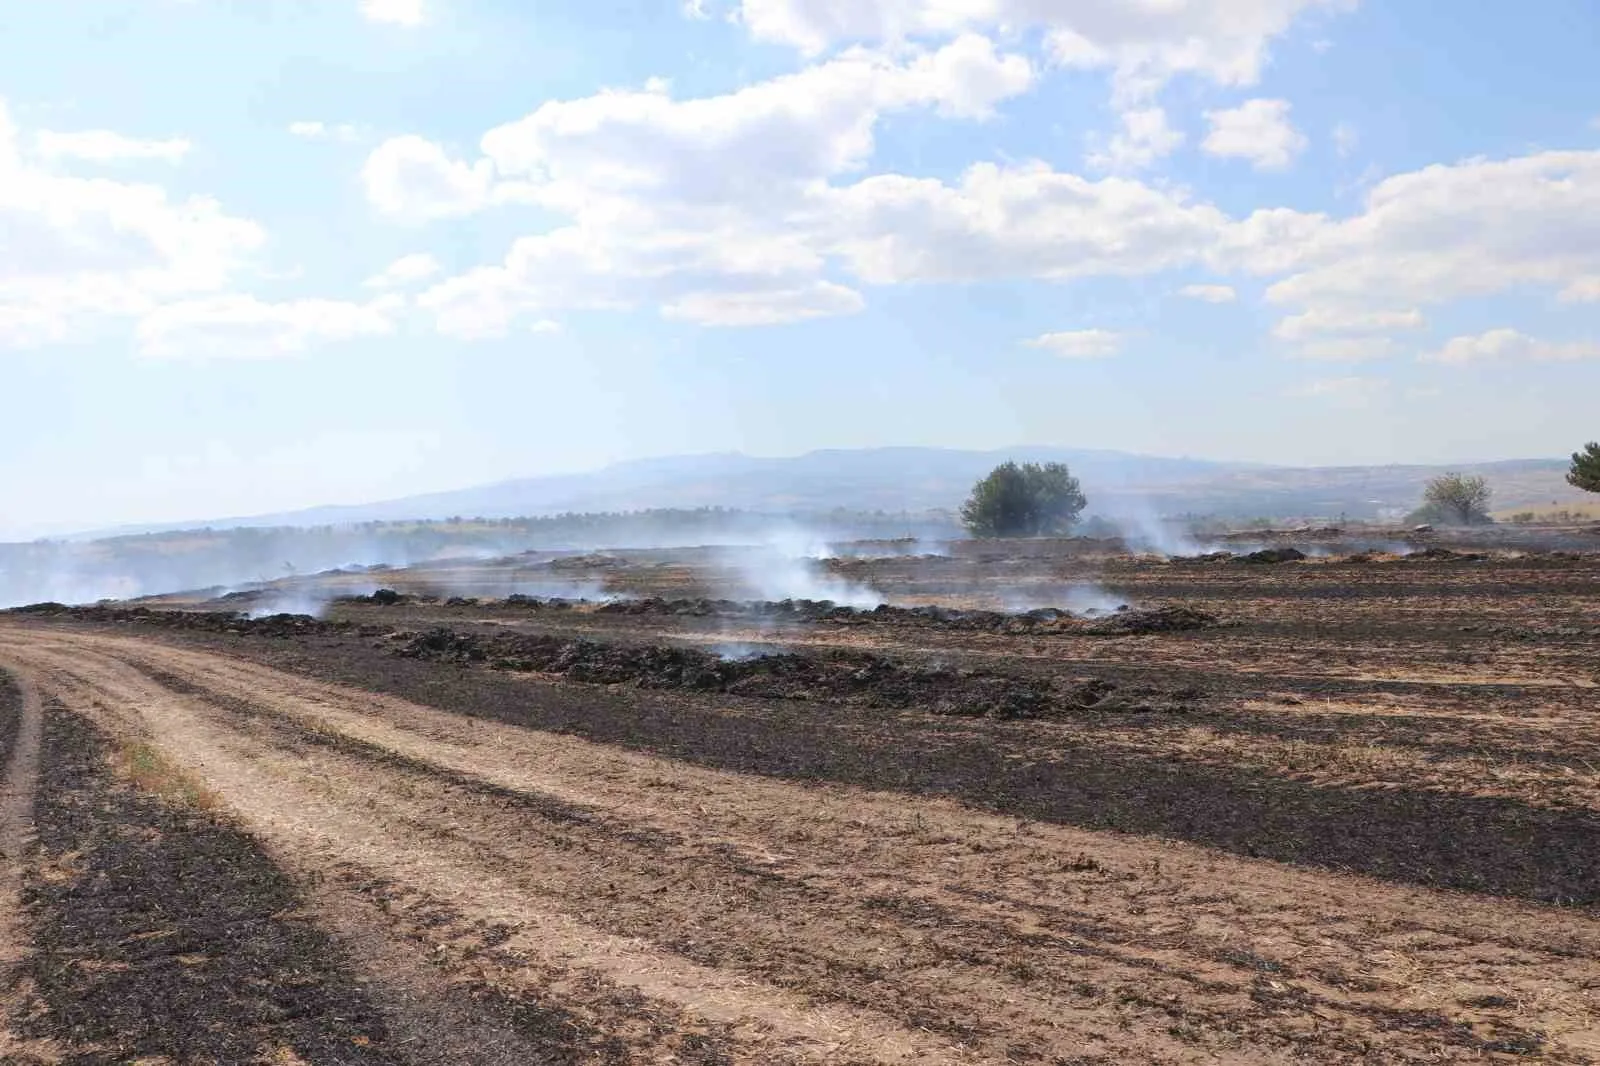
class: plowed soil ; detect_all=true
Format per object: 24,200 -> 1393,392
2,538 -> 1599,1063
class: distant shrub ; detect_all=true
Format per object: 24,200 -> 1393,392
1408,473 -> 1493,526
960,462 -> 1087,537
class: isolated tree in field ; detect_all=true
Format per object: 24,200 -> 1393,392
961,461 -> 1087,537
1410,473 -> 1493,526
1568,442 -> 1600,494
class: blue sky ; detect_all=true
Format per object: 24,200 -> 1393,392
2,0 -> 1598,536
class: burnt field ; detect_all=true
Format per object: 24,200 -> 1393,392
2,528 -> 1599,1063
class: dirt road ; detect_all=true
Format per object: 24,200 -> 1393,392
2,624 -> 1597,1063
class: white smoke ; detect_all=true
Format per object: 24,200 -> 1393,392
247,589 -> 337,619
1002,582 -> 1131,616
732,531 -> 885,607
1099,502 -> 1205,558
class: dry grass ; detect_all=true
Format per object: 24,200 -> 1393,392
1491,500 -> 1600,521
115,742 -> 221,812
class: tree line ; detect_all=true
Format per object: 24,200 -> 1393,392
959,443 -> 1600,537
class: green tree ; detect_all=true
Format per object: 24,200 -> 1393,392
1409,472 -> 1493,526
1567,442 -> 1600,494
961,461 -> 1087,537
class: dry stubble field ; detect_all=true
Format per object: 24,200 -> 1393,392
1,529 -> 1598,1064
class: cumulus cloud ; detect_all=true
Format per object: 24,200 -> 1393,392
1420,329 -> 1600,365
1023,329 -> 1122,358
35,130 -> 191,164
822,162 -> 1228,285
735,0 -> 1349,103
474,34 -> 1032,201
327,29 -> 1600,361
1202,98 -> 1307,170
361,0 -> 426,27
362,135 -> 496,219
136,295 -> 401,358
662,281 -> 865,325
1272,306 -> 1424,341
0,99 -> 264,347
366,93 -> 1600,350
1088,107 -> 1183,172
1178,283 -> 1236,303
396,36 -> 1034,332
364,252 -> 443,289
1262,151 -> 1600,314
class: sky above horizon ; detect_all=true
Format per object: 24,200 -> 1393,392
3,0 -> 1599,537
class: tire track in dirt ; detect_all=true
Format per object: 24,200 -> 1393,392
0,668 -> 43,950
0,664 -> 60,1064
5,628 -> 1598,1062
0,634 -> 980,1066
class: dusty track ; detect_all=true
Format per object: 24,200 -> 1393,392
0,669 -> 41,964
0,667 -> 57,1062
2,625 -> 1597,1062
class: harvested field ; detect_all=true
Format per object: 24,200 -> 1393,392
2,533 -> 1599,1062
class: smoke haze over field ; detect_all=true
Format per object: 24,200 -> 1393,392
22,449 -> 1585,545
0,510 -> 950,609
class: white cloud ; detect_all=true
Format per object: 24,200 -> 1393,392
822,162 -> 1228,286
417,269 -> 531,340
362,135 -> 496,219
136,295 -> 400,358
414,225 -> 847,335
1290,337 -> 1397,361
1178,283 -> 1236,303
1272,307 -> 1424,340
475,34 -> 1032,199
1023,328 -> 1122,358
736,0 -> 1350,103
35,130 -> 191,164
1088,107 -> 1183,172
662,281 -> 865,325
361,0 -> 426,27
364,252 -> 442,289
289,121 -> 364,143
1202,98 -> 1307,170
530,318 -> 563,333
1559,276 -> 1600,302
399,37 -> 1033,331
1420,329 -> 1600,365
1263,151 -> 1600,315
356,32 -> 1600,360
0,99 -> 264,348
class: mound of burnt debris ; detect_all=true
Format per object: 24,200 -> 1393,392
4,603 -> 377,638
344,588 -> 407,605
1082,605 -> 1221,635
1235,547 -> 1309,564
392,628 -> 1194,720
1174,548 -> 1308,564
595,596 -> 1083,633
1404,547 -> 1489,562
594,596 -> 1221,636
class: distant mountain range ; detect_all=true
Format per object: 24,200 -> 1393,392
92,447 -> 1585,536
